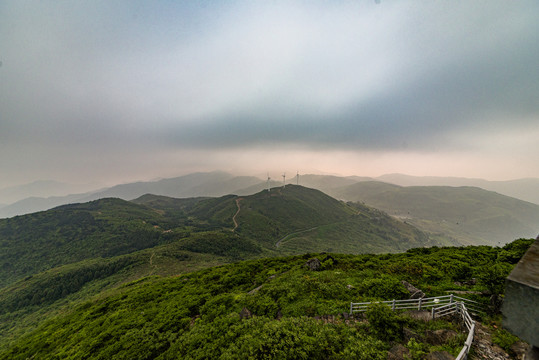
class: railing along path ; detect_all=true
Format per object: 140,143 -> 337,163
349,294 -> 480,360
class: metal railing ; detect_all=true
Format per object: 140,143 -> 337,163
452,303 -> 475,360
349,294 -> 479,360
349,294 -> 483,316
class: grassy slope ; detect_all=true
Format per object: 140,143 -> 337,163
232,185 -> 432,252
0,186 -> 435,350
332,182 -> 539,246
0,243 -> 227,349
131,186 -> 433,255
275,203 -> 431,254
234,185 -> 355,246
1,239 -> 533,359
0,199 -> 151,287
0,194 -> 261,289
0,198 -> 196,288
0,186 -> 436,290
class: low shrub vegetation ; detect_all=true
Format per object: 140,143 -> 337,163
0,238 -> 533,359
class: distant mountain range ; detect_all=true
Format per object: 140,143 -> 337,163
0,180 -> 101,205
1,172 -> 538,247
376,174 -> 539,205
2,172 -> 538,219
0,172 -> 262,218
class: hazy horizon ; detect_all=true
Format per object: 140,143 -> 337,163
4,169 -> 539,191
1,1 -> 538,189
2,169 -> 539,194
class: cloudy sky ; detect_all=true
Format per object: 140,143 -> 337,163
1,0 -> 538,189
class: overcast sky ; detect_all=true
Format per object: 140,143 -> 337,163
1,1 -> 538,189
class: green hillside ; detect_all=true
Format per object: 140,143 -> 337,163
135,185 -> 433,254
0,197 -> 265,290
1,186 -> 432,290
0,198 -> 176,288
1,238 -> 533,359
0,185 -> 438,349
234,185 -> 356,246
332,182 -> 539,246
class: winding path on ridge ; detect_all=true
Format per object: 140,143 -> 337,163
232,197 -> 321,246
232,196 -> 320,244
274,211 -> 364,248
236,202 -> 364,248
275,226 -> 319,248
232,198 -> 242,232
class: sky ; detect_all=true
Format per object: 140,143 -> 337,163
1,0 -> 538,190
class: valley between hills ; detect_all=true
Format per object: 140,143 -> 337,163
0,182 -> 536,358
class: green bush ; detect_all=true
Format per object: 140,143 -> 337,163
365,302 -> 403,341
361,275 -> 409,300
164,316 -> 388,360
405,338 -> 427,360
492,328 -> 520,353
477,262 -> 512,295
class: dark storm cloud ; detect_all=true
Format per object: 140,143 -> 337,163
162,35 -> 539,152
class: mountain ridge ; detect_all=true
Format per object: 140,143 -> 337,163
0,185 -> 431,289
376,174 -> 539,204
2,172 -> 539,218
331,182 -> 539,246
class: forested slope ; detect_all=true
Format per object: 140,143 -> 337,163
1,238 -> 533,359
1,186 -> 432,290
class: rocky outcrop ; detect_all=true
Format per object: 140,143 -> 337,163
387,343 -> 409,360
305,258 -> 321,271
472,322 -> 517,360
401,280 -> 425,299
239,307 -> 252,319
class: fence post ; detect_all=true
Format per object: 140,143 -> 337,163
392,299 -> 396,311
450,294 -> 454,304
418,298 -> 422,310
431,307 -> 435,320
349,302 -> 353,315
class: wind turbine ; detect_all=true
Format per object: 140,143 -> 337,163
296,171 -> 299,185
282,173 -> 286,188
267,173 -> 271,192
